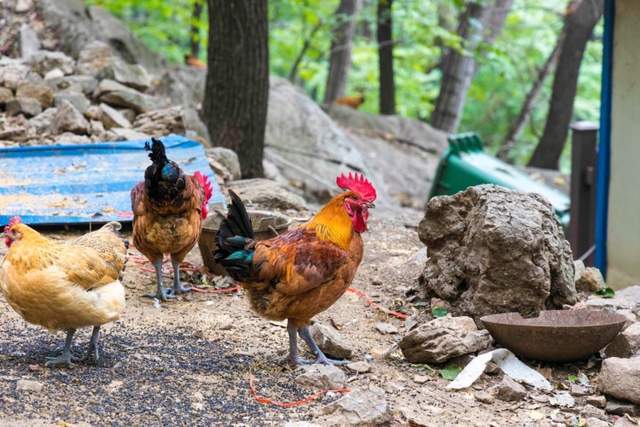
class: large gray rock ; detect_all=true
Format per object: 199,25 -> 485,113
19,24 -> 41,59
112,59 -> 152,91
6,97 -> 42,117
132,106 -> 208,143
228,178 -> 308,212
419,185 -> 577,319
96,79 -> 157,113
599,357 -> 640,404
54,90 -> 90,114
99,103 -> 131,129
77,41 -> 116,78
29,107 -> 58,133
265,77 -> 365,201
399,316 -> 492,364
206,147 -> 241,180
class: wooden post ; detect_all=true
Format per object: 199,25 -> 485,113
569,121 -> 598,265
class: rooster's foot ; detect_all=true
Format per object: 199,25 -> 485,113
45,352 -> 78,368
287,356 -> 315,367
144,288 -> 175,302
314,353 -> 350,366
172,282 -> 192,295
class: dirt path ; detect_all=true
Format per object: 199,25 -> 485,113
0,217 -> 617,426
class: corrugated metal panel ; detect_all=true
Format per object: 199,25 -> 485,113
0,134 -> 224,226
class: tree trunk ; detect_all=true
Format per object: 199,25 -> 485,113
203,0 -> 269,178
377,0 -> 395,115
430,0 -> 513,133
189,0 -> 204,59
429,2 -> 491,132
324,0 -> 361,104
497,40 -> 561,161
527,0 -> 603,169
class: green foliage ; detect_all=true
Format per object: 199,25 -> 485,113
439,364 -> 462,381
89,0 -> 603,169
431,306 -> 449,318
595,287 -> 615,298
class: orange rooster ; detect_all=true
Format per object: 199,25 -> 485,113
0,218 -> 127,367
215,173 -> 376,366
334,93 -> 366,109
131,138 -> 213,301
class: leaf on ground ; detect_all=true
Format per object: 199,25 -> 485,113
432,306 -> 449,318
440,364 -> 462,381
567,374 -> 578,383
595,287 -> 615,298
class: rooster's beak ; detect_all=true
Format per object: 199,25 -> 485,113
367,202 -> 376,209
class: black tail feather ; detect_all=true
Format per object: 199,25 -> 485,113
214,190 -> 256,281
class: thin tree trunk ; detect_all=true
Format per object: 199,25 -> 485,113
324,0 -> 361,104
429,2 -> 491,132
528,0 -> 603,169
189,0 -> 204,59
377,0 -> 395,115
288,20 -> 324,82
203,0 -> 269,178
497,40 -> 561,161
430,0 -> 513,133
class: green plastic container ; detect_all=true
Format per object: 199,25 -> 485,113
429,133 -> 570,227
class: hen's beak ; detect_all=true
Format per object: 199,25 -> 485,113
367,202 -> 376,209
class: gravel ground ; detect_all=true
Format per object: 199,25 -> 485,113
0,216 -> 624,426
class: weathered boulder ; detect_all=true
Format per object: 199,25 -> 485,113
265,77 -> 365,201
309,323 -> 354,360
112,59 -> 152,91
418,185 -> 576,319
399,316 -> 492,364
96,79 -> 156,113
319,386 -> 389,425
599,357 -> 640,404
228,178 -> 308,212
6,97 -> 42,117
53,100 -> 89,134
54,90 -> 90,114
605,322 -> 640,358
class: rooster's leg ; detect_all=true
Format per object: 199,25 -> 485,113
287,320 -> 313,366
298,326 -> 349,366
144,259 -> 174,301
170,258 -> 191,295
45,328 -> 77,367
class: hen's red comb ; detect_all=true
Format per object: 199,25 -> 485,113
336,172 -> 377,202
4,216 -> 21,231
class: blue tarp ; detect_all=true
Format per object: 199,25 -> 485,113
0,134 -> 224,226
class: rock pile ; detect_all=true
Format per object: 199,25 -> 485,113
0,37 -> 209,147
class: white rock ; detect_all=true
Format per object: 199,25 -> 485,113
16,379 -> 43,393
295,364 -> 346,389
319,385 -> 389,425
599,357 -> 640,404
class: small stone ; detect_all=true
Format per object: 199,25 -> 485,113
494,376 -> 527,402
0,87 -> 13,105
119,108 -> 137,123
413,375 -> 429,384
604,322 -> 640,358
55,132 -> 92,144
346,361 -> 371,374
319,385 -> 389,425
110,127 -> 149,141
19,24 -> 40,59
485,361 -> 500,375
99,103 -> 131,129
89,120 -> 106,137
53,100 -> 89,134
296,364 -> 346,389
16,82 -> 54,108
374,322 -> 398,335
6,97 -> 42,117
587,395 -> 607,409
14,0 -> 33,13
66,75 -> 99,95
85,105 -> 103,121
571,383 -> 592,397
584,418 -> 610,427
576,267 -> 606,292
605,399 -> 638,416
54,90 -> 90,114
29,107 -> 58,133
613,416 -> 639,427
44,69 -> 65,80
27,51 -> 75,76
549,391 -> 576,408
581,404 -> 607,420
599,357 -> 640,404
474,390 -> 495,404
16,379 -> 43,393
308,323 -> 353,360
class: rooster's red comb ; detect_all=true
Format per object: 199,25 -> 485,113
336,172 -> 377,202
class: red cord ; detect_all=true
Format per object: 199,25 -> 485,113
346,287 -> 408,320
248,372 -> 349,408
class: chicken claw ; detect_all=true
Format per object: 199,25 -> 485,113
171,259 -> 191,295
143,259 -> 176,301
299,326 -> 349,366
83,326 -> 104,366
45,329 -> 77,368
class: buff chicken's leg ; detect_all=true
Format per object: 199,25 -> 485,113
170,258 -> 191,295
85,326 -> 102,365
45,328 -> 77,367
299,326 -> 349,366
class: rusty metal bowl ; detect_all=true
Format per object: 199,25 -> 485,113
481,310 -> 627,363
198,209 -> 292,275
